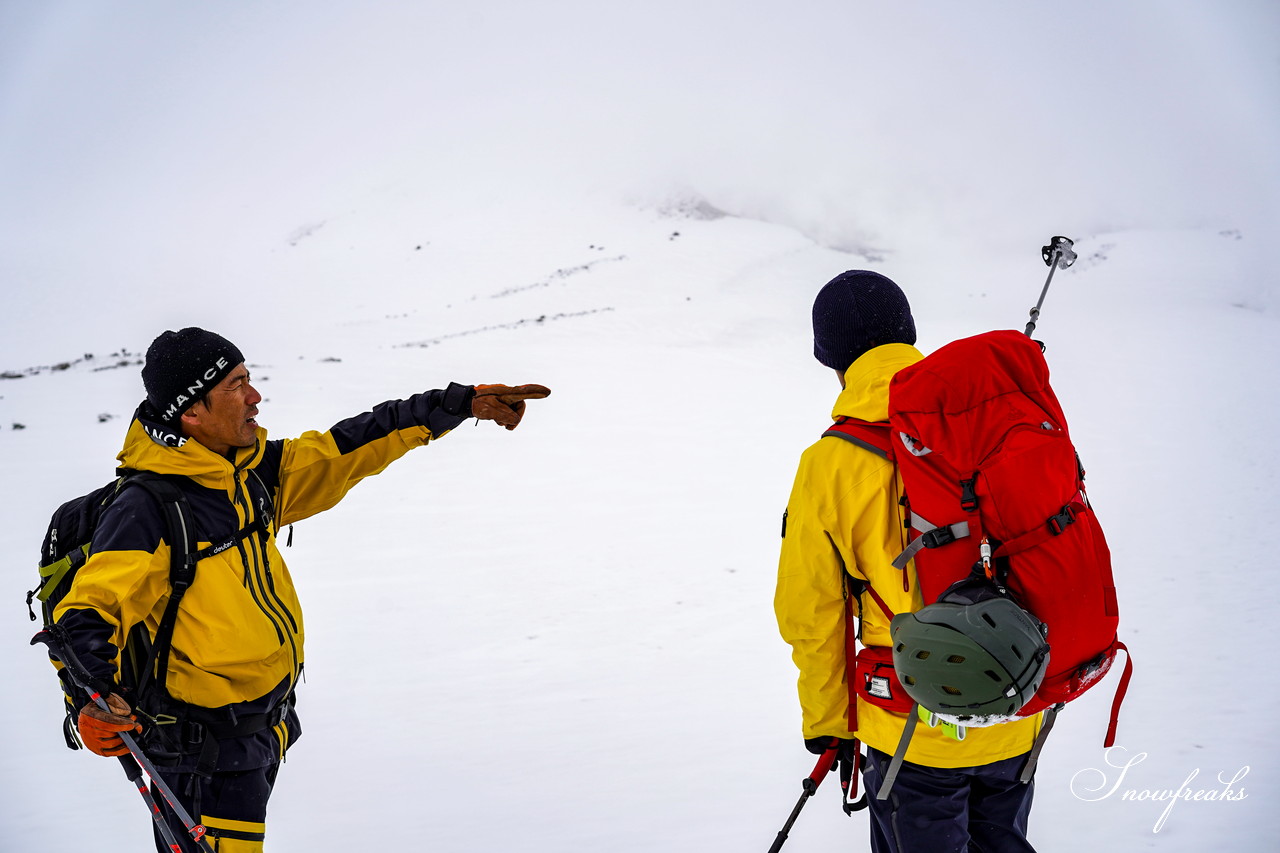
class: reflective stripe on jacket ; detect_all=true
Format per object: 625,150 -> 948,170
775,344 -> 1041,768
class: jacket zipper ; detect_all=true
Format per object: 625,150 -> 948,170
232,468 -> 301,686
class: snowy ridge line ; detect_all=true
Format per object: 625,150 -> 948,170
286,220 -> 327,246
396,307 -> 615,348
654,193 -> 728,220
1,351 -> 143,380
488,255 -> 628,299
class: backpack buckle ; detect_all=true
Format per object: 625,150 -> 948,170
920,526 -> 958,549
959,478 -> 979,512
1048,504 -> 1078,535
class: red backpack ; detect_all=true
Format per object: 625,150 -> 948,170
827,330 -> 1131,747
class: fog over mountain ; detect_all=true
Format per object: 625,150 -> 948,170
2,2 -> 1276,362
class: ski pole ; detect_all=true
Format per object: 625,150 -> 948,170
115,743 -> 189,853
767,738 -> 841,853
31,627 -> 215,853
1024,235 -> 1077,337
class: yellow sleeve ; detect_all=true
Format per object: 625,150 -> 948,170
274,426 -> 432,525
272,391 -> 468,525
776,435 -> 914,740
775,440 -> 878,739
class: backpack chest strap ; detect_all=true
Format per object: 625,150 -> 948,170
890,513 -> 972,571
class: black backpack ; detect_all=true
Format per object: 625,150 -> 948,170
27,471 -> 199,749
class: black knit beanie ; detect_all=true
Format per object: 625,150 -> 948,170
142,328 -> 245,423
812,271 -> 916,371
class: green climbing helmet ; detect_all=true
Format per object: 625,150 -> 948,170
890,582 -> 1050,719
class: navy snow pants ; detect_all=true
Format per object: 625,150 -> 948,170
151,763 -> 279,853
861,748 -> 1037,853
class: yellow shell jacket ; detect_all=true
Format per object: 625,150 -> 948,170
775,344 -> 1041,768
54,389 -> 470,767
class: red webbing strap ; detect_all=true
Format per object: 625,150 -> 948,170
845,590 -> 859,734
993,499 -> 1089,559
864,585 -> 894,621
845,579 -> 896,733
843,581 -> 873,811
824,417 -> 893,458
1104,641 -> 1134,748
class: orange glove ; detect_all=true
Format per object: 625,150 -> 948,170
78,693 -> 141,757
471,384 -> 550,430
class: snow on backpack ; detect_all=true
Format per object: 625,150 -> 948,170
826,329 -> 1132,789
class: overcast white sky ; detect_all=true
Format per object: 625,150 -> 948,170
1,1 -> 1276,322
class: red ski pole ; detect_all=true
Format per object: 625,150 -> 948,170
767,738 -> 841,853
32,627 -> 215,853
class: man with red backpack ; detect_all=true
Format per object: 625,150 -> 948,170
775,271 -> 1044,852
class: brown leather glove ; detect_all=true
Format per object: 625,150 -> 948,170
78,693 -> 141,757
471,384 -> 550,430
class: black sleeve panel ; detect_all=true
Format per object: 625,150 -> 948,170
88,489 -> 166,555
55,608 -> 120,697
330,386 -> 472,455
256,439 -> 285,493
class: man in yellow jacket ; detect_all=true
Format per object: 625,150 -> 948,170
55,327 -> 549,853
775,272 -> 1041,852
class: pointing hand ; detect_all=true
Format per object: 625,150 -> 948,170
471,384 -> 551,430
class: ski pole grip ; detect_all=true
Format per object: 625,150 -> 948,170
31,627 -> 111,711
32,627 -> 92,690
806,738 -> 841,787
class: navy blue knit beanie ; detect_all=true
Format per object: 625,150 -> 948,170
812,271 -> 916,371
143,328 -> 244,423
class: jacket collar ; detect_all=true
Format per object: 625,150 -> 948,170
832,343 -> 924,422
117,401 -> 267,492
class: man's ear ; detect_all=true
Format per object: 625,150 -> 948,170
180,400 -> 206,430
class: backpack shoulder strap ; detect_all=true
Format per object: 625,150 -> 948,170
123,473 -> 197,701
823,417 -> 892,459
820,425 -> 979,573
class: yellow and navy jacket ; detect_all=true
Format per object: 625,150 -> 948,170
54,387 -> 470,768
775,344 -> 1041,768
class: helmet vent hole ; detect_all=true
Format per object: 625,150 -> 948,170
947,655 -> 966,664
895,643 -> 905,653
915,650 -> 931,660
903,675 -> 916,686
982,613 -> 998,627
985,670 -> 1002,682
1011,645 -> 1024,660
942,685 -> 962,696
